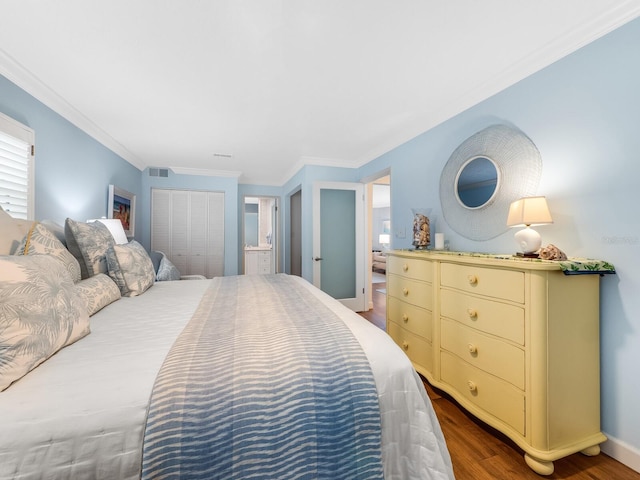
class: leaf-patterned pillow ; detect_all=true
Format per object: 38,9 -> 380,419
105,240 -> 155,297
156,252 -> 181,281
64,218 -> 115,279
0,255 -> 90,391
75,273 -> 121,316
16,222 -> 82,283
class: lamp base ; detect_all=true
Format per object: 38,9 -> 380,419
514,252 -> 540,259
513,226 -> 542,255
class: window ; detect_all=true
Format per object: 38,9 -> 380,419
0,112 -> 34,219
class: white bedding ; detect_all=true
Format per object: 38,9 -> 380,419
0,276 -> 453,480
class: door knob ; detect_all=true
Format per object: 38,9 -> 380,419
314,257 -> 323,261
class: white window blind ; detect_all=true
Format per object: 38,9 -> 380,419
0,113 -> 34,219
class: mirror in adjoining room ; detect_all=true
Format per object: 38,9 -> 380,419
243,196 -> 278,275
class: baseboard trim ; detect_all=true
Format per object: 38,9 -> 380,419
601,433 -> 640,473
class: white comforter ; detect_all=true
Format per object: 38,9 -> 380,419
0,277 -> 453,479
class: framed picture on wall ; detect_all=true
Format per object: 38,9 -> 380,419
108,185 -> 135,238
382,220 -> 391,234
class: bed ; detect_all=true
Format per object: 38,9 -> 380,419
0,208 -> 454,479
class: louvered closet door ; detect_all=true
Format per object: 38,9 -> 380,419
187,191 -> 208,277
151,189 -> 171,254
151,189 -> 225,278
206,192 -> 225,277
169,190 -> 190,274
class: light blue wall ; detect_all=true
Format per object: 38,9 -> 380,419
356,17 -> 640,453
140,169 -> 239,276
0,76 -> 140,224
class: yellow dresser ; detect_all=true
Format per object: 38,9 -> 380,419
386,254 -> 434,377
386,250 -> 607,475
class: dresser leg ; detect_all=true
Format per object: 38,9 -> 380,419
580,445 -> 601,456
524,454 -> 554,475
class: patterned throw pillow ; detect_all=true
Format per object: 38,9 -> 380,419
16,222 -> 82,283
65,218 -> 115,279
0,255 -> 91,391
156,252 -> 181,281
105,240 -> 155,297
40,219 -> 67,247
75,273 -> 121,316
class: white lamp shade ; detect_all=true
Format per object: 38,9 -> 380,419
378,234 -> 390,245
88,218 -> 129,244
506,196 -> 553,227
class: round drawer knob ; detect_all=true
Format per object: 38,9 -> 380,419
402,341 -> 409,350
402,287 -> 409,296
468,343 -> 478,354
468,274 -> 478,285
467,380 -> 478,393
402,263 -> 409,272
402,313 -> 409,322
467,308 -> 478,319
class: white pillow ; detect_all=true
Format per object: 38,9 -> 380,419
0,255 -> 90,391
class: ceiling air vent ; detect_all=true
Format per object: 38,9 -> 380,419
149,168 -> 169,177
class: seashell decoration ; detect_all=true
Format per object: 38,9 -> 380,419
538,244 -> 567,261
412,210 -> 430,249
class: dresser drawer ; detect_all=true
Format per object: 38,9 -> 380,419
388,275 -> 432,310
441,350 -> 525,435
388,255 -> 433,282
387,321 -> 433,373
440,289 -> 524,345
441,318 -> 525,389
387,296 -> 432,342
440,262 -> 524,303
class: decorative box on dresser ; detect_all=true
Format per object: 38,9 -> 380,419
386,250 -> 608,475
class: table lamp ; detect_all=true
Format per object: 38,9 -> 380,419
506,196 -> 553,257
378,233 -> 390,250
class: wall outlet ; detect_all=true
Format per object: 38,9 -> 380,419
395,227 -> 406,239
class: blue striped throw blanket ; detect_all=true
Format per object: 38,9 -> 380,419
141,274 -> 383,479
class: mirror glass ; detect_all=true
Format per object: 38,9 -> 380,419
455,156 -> 499,209
244,200 -> 259,246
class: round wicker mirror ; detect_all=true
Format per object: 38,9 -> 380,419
439,124 -> 542,241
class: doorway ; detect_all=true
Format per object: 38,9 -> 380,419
367,174 -> 390,326
242,196 -> 278,275
312,181 -> 366,312
289,189 -> 302,277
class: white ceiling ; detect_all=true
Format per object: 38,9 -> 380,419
1,1 -> 639,185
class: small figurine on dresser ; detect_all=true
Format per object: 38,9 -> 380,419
538,244 -> 567,261
412,210 -> 430,249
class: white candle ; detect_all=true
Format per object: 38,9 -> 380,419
435,233 -> 444,250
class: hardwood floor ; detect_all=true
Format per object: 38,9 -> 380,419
360,278 -> 386,330
359,281 -> 640,480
